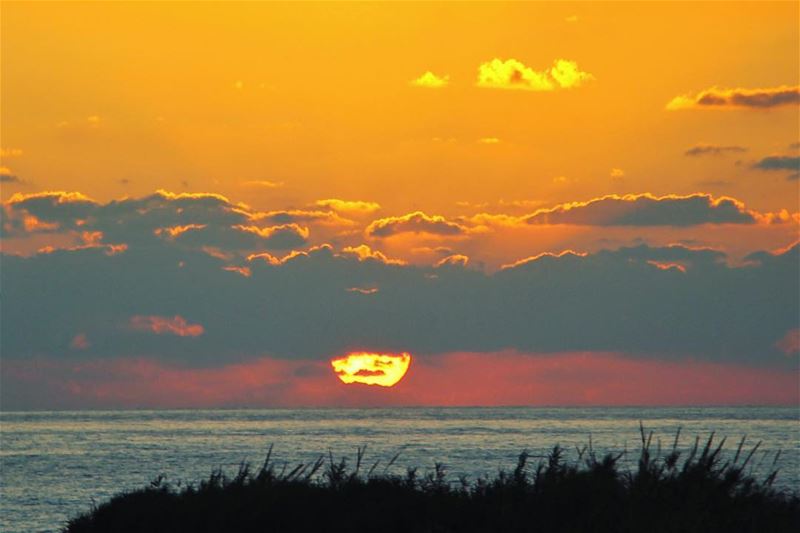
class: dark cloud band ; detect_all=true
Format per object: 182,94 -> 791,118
1,241 -> 797,369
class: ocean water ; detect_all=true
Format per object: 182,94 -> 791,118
1,407 -> 798,532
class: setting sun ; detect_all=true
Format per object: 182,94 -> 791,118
331,352 -> 412,387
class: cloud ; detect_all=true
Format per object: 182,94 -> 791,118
222,265 -> 251,278
454,212 -> 526,232
410,71 -> 449,88
0,168 -> 20,183
3,190 -> 241,242
245,244 -> 339,267
435,254 -> 469,268
366,211 -> 468,238
129,315 -> 204,337
685,144 -> 747,157
150,222 -> 310,252
411,246 -> 453,256
240,180 -> 284,188
501,250 -> 587,270
524,193 -> 763,226
2,191 -> 96,236
253,209 -> 354,227
315,199 -> 381,215
457,193 -> 797,233
752,155 -> 800,180
478,137 -> 501,144
154,224 -> 208,240
70,333 -> 90,350
0,148 -> 23,158
346,286 -> 378,295
1,190 -> 334,251
775,328 -> 799,356
609,168 -> 625,179
497,199 -> 545,210
667,85 -> 800,110
6,191 -> 94,204
340,244 -> 406,265
2,240 -> 797,370
753,155 -> 800,181
476,58 -> 593,91
231,223 -> 310,250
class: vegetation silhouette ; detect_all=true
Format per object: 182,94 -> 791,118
64,426 -> 799,532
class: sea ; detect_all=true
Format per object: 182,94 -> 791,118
1,407 -> 798,532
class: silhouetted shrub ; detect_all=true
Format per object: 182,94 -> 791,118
64,427 -> 799,532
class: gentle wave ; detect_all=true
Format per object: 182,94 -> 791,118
1,407 -> 798,533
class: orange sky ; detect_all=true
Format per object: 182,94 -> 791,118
2,2 -> 798,211
1,2 -> 798,408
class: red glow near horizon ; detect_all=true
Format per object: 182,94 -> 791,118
1,352 -> 796,409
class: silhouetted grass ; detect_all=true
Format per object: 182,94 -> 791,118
64,425 -> 799,532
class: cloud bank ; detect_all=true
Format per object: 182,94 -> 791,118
523,193 -> 760,226
2,237 -> 797,369
0,190 -> 344,252
2,188 -> 797,408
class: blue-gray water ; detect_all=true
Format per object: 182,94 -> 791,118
1,407 -> 799,532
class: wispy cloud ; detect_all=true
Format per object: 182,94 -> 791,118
315,199 -> 381,215
129,315 -> 204,337
667,85 -> 800,110
752,155 -> 800,171
0,167 -> 20,183
241,180 -> 284,188
685,144 -> 747,157
0,148 -> 23,158
435,254 -> 469,268
346,286 -> 379,295
753,155 -> 800,180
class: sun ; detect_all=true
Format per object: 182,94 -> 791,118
330,352 -> 412,387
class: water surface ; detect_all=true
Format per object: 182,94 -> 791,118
1,407 -> 798,532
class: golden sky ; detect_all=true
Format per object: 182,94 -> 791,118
2,1 -> 798,214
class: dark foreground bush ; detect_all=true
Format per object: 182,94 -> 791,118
65,426 -> 799,533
